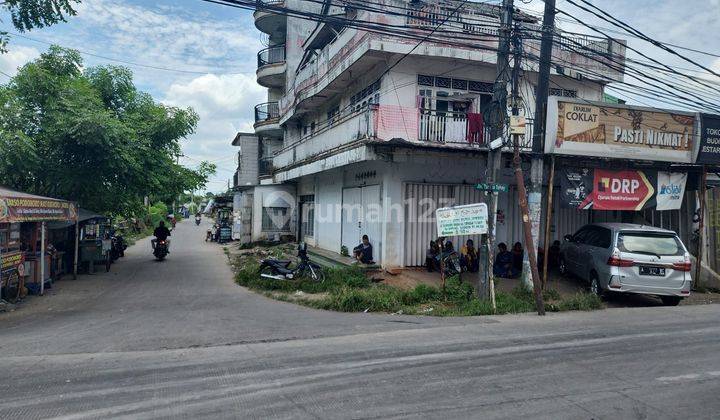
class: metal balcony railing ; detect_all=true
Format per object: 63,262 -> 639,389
257,0 -> 284,5
257,45 -> 286,68
254,102 -> 280,123
418,109 -> 534,149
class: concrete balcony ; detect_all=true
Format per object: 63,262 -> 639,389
254,0 -> 286,41
256,45 -> 286,88
254,102 -> 282,138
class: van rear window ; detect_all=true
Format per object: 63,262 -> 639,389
617,233 -> 684,256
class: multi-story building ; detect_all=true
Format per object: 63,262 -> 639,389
238,0 -> 627,268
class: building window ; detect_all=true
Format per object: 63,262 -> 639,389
451,78 -> 468,90
468,80 -> 494,93
418,74 -> 434,86
327,106 -> 340,123
262,207 -> 290,231
434,76 -> 451,88
351,80 -> 381,111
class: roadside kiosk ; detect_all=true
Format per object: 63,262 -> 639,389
0,187 -> 78,302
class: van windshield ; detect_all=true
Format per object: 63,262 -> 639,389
617,232 -> 684,256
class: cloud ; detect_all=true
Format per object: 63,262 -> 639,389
163,73 -> 265,183
0,45 -> 41,77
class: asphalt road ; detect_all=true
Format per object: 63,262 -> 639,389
1,220 -> 719,419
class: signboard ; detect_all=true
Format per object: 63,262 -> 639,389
475,183 -> 509,193
0,250 -> 25,272
435,203 -> 488,237
697,114 -> 720,164
560,168 -> 687,211
545,98 -> 696,163
0,197 -> 77,222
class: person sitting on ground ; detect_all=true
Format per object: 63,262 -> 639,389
460,239 -> 479,273
425,240 -> 440,272
548,240 -> 561,270
493,242 -> 513,278
511,242 -> 524,278
152,221 -> 172,252
353,235 -> 374,264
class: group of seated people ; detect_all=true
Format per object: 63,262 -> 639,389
422,237 -> 563,279
425,238 -> 480,273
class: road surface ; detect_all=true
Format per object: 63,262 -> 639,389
1,220 -> 719,419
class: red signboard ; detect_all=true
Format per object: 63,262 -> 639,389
577,169 -> 655,211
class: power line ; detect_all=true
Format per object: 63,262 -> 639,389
4,30 -> 256,75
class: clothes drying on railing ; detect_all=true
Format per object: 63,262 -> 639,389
466,113 -> 484,144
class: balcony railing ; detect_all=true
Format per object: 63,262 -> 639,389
257,45 -> 286,68
254,102 -> 280,123
417,109 -> 534,149
257,0 -> 284,5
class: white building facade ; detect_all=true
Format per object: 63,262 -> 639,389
246,0 -> 627,267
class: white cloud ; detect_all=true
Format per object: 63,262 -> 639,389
0,45 -> 41,77
163,73 -> 265,186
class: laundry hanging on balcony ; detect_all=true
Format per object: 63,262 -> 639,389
466,113 -> 484,144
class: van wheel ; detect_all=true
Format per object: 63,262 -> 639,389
589,273 -> 603,297
660,296 -> 682,306
559,257 -> 568,276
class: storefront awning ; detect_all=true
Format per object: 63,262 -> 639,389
0,186 -> 77,223
47,209 -> 107,229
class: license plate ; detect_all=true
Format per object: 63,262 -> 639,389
639,266 -> 666,276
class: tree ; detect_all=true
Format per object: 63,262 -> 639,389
0,46 -> 216,216
1,0 -> 80,53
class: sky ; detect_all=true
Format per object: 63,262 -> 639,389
1,0 -> 720,193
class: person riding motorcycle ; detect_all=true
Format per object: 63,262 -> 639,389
195,213 -> 201,225
152,221 -> 172,253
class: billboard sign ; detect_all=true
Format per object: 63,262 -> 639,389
435,203 -> 488,237
545,98 -> 696,163
696,114 -> 720,164
560,168 -> 687,211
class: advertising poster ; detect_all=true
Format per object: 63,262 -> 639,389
546,99 -> 696,163
560,168 -> 687,211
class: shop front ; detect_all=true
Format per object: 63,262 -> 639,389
543,97 -> 700,265
0,187 -> 77,302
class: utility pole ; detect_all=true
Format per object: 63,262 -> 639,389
482,0 -> 514,305
530,0 -> 556,287
511,25 -> 545,316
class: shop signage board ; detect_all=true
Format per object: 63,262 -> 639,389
0,189 -> 77,223
435,203 -> 488,237
560,168 -> 687,211
697,114 -> 720,164
0,250 -> 24,272
545,97 -> 696,163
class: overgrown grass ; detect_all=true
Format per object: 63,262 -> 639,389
233,249 -> 604,316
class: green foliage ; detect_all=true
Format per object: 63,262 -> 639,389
148,202 -> 169,228
0,46 -> 215,216
554,293 -> 603,312
1,1 -> 80,53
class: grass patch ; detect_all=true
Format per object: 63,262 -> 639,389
232,248 -> 604,316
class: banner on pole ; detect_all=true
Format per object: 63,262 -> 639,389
435,203 -> 488,237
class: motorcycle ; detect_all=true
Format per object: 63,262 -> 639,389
110,233 -> 126,260
258,243 -> 325,282
205,229 -> 213,242
442,251 -> 461,277
154,239 -> 169,261
195,217 -> 201,226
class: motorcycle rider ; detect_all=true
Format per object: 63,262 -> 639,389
152,221 -> 172,253
195,212 -> 201,225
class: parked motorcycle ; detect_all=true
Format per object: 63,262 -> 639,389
442,251 -> 461,277
154,240 -> 169,261
110,233 -> 127,260
258,243 -> 325,282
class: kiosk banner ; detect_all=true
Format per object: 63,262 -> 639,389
560,168 -> 687,211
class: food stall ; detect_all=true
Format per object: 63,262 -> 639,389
48,209 -> 110,274
0,187 -> 77,300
